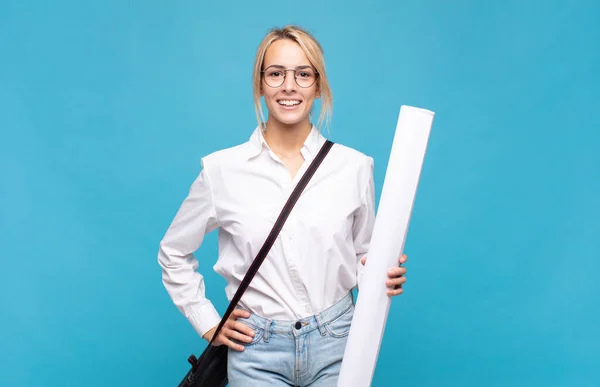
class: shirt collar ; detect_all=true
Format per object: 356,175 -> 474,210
245,124 -> 325,160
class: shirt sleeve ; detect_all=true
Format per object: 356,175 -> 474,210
353,157 -> 376,290
157,159 -> 221,338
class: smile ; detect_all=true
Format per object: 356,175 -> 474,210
277,100 -> 302,106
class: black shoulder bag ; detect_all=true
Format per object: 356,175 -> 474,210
178,140 -> 334,387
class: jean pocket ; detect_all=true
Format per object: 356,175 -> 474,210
231,320 -> 264,347
324,305 -> 354,338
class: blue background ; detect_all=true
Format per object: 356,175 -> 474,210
1,0 -> 599,386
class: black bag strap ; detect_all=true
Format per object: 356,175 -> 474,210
208,139 -> 334,345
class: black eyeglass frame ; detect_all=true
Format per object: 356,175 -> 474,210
260,65 -> 319,88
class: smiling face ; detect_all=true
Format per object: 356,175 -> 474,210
261,39 -> 320,129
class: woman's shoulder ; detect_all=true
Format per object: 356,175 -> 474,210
199,141 -> 253,169
331,141 -> 374,170
200,126 -> 266,168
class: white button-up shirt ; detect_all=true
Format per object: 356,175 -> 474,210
158,126 -> 375,337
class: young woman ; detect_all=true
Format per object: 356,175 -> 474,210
158,25 -> 408,386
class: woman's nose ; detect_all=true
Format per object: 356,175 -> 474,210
281,71 -> 297,92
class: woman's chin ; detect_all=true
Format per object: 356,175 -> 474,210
269,113 -> 310,127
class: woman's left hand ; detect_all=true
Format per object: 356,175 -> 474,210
360,253 -> 408,297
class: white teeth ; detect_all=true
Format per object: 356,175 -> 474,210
278,100 -> 301,106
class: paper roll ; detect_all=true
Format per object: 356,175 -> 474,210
338,105 -> 435,386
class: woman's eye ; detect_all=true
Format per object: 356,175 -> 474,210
269,71 -> 282,77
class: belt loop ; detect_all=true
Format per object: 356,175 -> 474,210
315,313 -> 327,336
263,319 -> 272,343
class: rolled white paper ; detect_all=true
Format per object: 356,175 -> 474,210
338,105 -> 435,386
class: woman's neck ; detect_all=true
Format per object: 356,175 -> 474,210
263,119 -> 312,157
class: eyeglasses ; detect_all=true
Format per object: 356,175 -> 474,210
261,65 -> 318,88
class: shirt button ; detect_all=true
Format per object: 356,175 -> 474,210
294,321 -> 302,330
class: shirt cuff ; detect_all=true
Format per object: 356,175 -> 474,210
188,302 -> 222,339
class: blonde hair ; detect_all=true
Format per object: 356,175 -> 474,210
252,25 -> 333,131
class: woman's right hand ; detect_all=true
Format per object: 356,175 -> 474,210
202,309 -> 256,351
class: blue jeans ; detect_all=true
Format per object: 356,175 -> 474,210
227,292 -> 355,387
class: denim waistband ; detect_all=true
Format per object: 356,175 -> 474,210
237,292 -> 355,339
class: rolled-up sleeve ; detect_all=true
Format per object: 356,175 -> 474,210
158,160 -> 221,338
353,157 -> 376,289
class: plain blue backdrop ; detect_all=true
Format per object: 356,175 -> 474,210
1,0 -> 599,386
